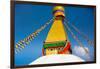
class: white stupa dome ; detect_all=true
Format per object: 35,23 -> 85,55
29,54 -> 85,65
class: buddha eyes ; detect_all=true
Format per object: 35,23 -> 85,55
47,47 -> 63,51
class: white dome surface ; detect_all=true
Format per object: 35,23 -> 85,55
29,54 -> 85,65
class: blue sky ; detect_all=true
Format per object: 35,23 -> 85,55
14,3 -> 95,66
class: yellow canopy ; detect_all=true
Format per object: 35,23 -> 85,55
53,6 -> 64,12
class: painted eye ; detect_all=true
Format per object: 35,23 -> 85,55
50,48 -> 53,51
58,48 -> 60,50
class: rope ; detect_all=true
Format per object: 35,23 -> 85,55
15,17 -> 55,54
64,21 -> 90,60
64,18 -> 94,46
64,22 -> 89,54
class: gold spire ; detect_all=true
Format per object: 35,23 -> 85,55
45,6 -> 67,43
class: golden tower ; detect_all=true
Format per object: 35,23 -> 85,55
42,6 -> 72,55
